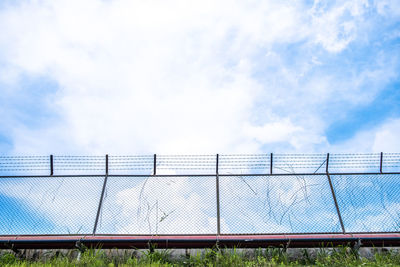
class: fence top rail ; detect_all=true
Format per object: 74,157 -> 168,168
0,153 -> 399,175
1,172 -> 400,179
1,153 -> 399,158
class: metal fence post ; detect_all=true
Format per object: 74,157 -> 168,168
216,154 -> 221,235
270,153 -> 273,175
380,152 -> 383,174
325,153 -> 329,173
325,153 -> 346,233
153,154 -> 157,175
105,154 -> 109,175
93,154 -> 109,235
50,155 -> 54,176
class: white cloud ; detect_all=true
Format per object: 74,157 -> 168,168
0,0 -> 398,156
375,0 -> 400,17
1,0 -> 399,236
330,118 -> 400,153
373,119 -> 400,152
244,119 -> 303,144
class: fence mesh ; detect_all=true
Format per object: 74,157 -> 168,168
331,174 -> 400,232
219,175 -> 341,233
0,153 -> 399,235
0,176 -> 103,235
96,176 -> 217,234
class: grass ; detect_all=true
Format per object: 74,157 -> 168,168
1,246 -> 400,266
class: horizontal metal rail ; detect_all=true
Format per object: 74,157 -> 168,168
1,172 -> 400,178
1,234 -> 400,249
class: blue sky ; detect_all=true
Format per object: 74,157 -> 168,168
0,0 -> 399,155
0,0 -> 400,235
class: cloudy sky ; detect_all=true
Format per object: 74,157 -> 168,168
0,0 -> 399,155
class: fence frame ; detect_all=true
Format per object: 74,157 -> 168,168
0,153 -> 400,238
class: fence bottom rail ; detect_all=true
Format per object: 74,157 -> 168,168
1,233 -> 400,249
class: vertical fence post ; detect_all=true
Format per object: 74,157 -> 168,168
50,155 -> 54,176
270,153 -> 273,175
153,154 -> 157,175
325,153 -> 329,173
325,153 -> 346,233
93,154 -> 109,235
380,152 -> 383,174
105,154 -> 109,175
216,154 -> 221,235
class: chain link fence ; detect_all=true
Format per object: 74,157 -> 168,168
219,174 -> 342,234
95,176 -> 217,234
331,174 -> 400,232
0,176 -> 103,235
0,153 -> 399,235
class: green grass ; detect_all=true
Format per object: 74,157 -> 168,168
1,247 -> 400,266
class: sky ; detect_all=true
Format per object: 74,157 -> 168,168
0,0 -> 399,155
0,0 -> 400,235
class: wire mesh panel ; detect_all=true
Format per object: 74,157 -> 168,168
96,176 -> 217,234
383,153 -> 400,173
219,154 -> 270,175
273,154 -> 327,174
329,153 -> 381,173
0,176 -> 103,235
156,155 -> 216,175
219,175 -> 341,234
2,153 -> 398,176
53,156 -> 105,175
0,156 -> 49,176
331,174 -> 400,232
109,155 -> 154,175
